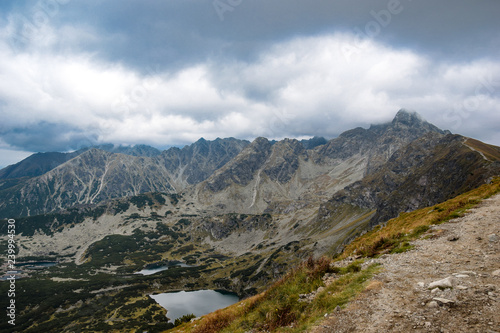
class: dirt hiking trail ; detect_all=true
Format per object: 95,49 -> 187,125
311,193 -> 500,333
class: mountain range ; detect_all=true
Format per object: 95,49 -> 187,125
1,110 -> 499,224
1,109 -> 499,258
1,109 -> 500,332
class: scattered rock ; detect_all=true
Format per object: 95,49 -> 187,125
484,284 -> 496,292
428,277 -> 455,290
426,301 -> 439,308
454,274 -> 469,279
447,235 -> 459,241
432,297 -> 455,306
310,194 -> 500,333
488,234 -> 499,243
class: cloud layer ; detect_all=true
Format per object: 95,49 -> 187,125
0,0 -> 499,167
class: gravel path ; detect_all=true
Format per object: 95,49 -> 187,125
311,193 -> 500,333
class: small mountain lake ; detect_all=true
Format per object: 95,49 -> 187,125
150,290 -> 239,323
1,261 -> 58,280
16,261 -> 58,270
135,263 -> 193,275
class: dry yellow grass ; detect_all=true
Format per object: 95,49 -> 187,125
340,177 -> 500,259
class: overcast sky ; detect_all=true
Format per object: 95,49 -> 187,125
0,0 -> 499,168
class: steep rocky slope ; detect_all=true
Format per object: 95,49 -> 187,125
156,137 -> 249,188
193,110 -> 452,215
0,149 -> 176,217
324,133 -> 500,228
0,151 -> 82,181
3,110 -> 498,260
0,110 -> 464,219
0,144 -> 161,183
0,138 -> 248,218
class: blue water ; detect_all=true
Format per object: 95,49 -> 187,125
150,290 -> 239,323
16,261 -> 57,269
135,263 -> 193,276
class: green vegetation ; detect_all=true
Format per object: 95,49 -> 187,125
0,205 -> 107,236
174,313 -> 196,326
341,176 -> 500,259
464,138 -> 500,161
130,193 -> 155,209
170,257 -> 379,333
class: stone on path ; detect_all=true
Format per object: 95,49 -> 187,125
428,277 -> 455,290
488,234 -> 499,243
432,297 -> 455,306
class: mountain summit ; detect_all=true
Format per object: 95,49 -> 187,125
390,109 -> 448,134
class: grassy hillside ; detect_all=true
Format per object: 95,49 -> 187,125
464,138 -> 500,161
167,177 -> 500,333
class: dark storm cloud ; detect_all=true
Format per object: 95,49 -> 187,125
0,0 -> 499,167
54,0 -> 499,71
1,122 -> 98,152
4,0 -> 489,73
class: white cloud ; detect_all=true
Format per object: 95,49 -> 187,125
1,23 -> 499,167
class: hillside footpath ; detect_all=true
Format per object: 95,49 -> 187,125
311,193 -> 500,333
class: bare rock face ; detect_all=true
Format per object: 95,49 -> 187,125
0,138 -> 249,218
263,138 -> 306,184
197,109 -> 488,221
0,149 -> 175,217
0,144 -> 161,182
327,132 -> 500,227
0,151 -> 83,181
204,137 -> 273,193
157,137 -> 249,187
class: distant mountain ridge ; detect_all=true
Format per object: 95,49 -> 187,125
0,110 -> 498,220
192,110 -> 458,215
0,144 -> 159,182
0,138 -> 249,217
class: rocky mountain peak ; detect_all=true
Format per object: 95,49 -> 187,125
203,137 -> 273,193
251,137 -> 272,150
392,109 -> 424,125
156,137 -> 250,187
389,109 -> 447,135
93,143 -> 162,157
